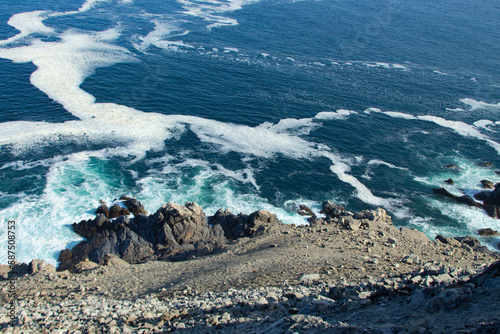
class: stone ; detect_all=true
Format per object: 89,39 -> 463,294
474,191 -> 491,202
444,178 -> 454,184
124,198 -> 148,216
284,292 -> 304,300
95,204 -> 110,218
109,204 -> 131,219
483,184 -> 500,207
300,274 -> 321,283
321,201 -> 345,217
161,310 -> 180,321
433,274 -> 453,284
435,235 -> 461,247
104,254 -> 130,267
311,296 -> 335,311
29,259 -> 55,275
426,288 -> 465,312
402,254 -> 420,264
58,249 -> 73,262
480,180 -> 494,189
477,228 -> 499,236
73,260 -> 99,273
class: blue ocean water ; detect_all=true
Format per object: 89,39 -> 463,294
0,0 -> 499,264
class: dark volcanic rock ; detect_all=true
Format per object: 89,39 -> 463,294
482,184 -> 500,219
481,180 -> 495,189
95,204 -> 110,219
483,184 -> 500,207
124,198 -> 148,216
454,236 -> 491,254
474,191 -> 491,202
456,195 -> 482,208
209,209 -> 281,240
433,187 -> 458,200
109,204 -> 131,219
61,200 -> 232,271
477,228 -> 500,237
435,235 -> 461,247
72,214 -> 109,239
484,205 -> 500,219
444,179 -> 454,185
321,201 -> 346,218
433,188 -> 482,208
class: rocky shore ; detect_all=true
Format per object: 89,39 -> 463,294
1,197 -> 500,333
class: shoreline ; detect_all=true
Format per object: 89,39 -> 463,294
1,200 -> 499,332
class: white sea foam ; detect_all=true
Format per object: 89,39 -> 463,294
133,20 -> 193,52
177,0 -> 259,29
383,111 -> 417,120
315,109 -> 356,120
474,120 -> 496,131
371,108 -> 500,155
460,98 -> 500,110
417,115 -> 500,154
224,47 -> 239,53
0,11 -> 54,46
367,159 -> 409,171
0,0 -> 403,263
362,62 -> 407,70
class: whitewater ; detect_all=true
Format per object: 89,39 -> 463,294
0,0 -> 499,264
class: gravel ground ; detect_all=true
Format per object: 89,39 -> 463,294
1,207 -> 499,333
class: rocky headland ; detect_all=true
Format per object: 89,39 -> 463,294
1,192 -> 500,333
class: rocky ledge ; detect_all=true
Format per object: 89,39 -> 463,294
1,199 -> 499,333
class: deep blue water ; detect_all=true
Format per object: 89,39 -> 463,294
0,0 -> 499,264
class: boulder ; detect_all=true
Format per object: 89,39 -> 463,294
29,259 -> 56,275
455,236 -> 491,253
484,204 -> 500,219
124,198 -> 148,216
73,260 -> 99,273
435,235 -> 461,247
104,254 -> 130,267
72,214 -> 109,238
433,187 -> 457,200
433,188 -> 482,208
477,228 -> 500,237
481,180 -> 494,189
483,184 -> 500,207
109,204 -> 131,219
209,208 -> 281,240
321,201 -> 345,218
444,179 -> 454,185
425,288 -> 465,312
474,191 -> 491,202
95,204 -> 110,218
61,200 -> 229,270
297,205 -> 316,217
456,195 -> 482,208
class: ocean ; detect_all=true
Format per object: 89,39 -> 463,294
0,0 -> 499,264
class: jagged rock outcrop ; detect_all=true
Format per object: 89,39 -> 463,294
62,200 -> 229,271
209,209 -> 281,240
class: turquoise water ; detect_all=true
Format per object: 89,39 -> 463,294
0,0 -> 499,264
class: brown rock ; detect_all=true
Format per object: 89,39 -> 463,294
73,260 -> 99,273
481,180 -> 495,189
109,204 -> 131,219
96,204 -> 110,218
477,228 -> 500,236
